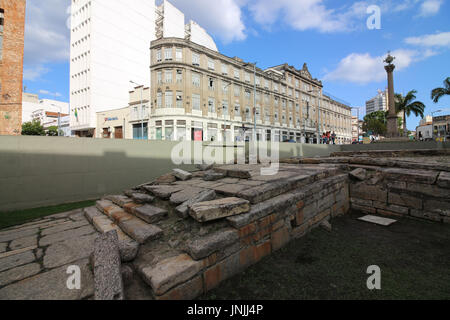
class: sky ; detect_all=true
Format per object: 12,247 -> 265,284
22,0 -> 450,131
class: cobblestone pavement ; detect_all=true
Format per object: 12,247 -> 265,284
0,209 -> 98,300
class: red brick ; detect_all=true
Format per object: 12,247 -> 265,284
296,200 -> 305,209
239,246 -> 256,269
204,264 -> 222,292
271,227 -> 290,251
254,241 -> 271,262
238,222 -> 257,238
296,209 -> 304,226
202,253 -> 218,269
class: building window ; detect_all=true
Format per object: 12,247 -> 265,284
156,49 -> 162,62
222,81 -> 230,93
234,85 -> 241,97
234,69 -> 240,79
192,94 -> 201,110
133,123 -> 148,140
164,48 -> 172,61
176,91 -> 183,108
208,58 -> 215,70
245,89 -> 251,100
255,76 -> 260,87
192,73 -> 200,87
208,77 -> 215,90
165,91 -> 173,108
192,52 -> 200,66
176,69 -> 183,83
245,72 -> 251,83
165,70 -> 172,84
264,79 -> 270,89
176,48 -> 182,61
274,83 -> 279,92
222,100 -> 229,116
208,98 -> 215,113
157,92 -> 162,108
222,64 -> 228,75
235,104 -> 241,115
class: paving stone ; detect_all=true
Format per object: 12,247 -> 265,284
213,184 -> 249,197
84,206 -> 103,223
43,233 -> 97,269
382,168 -> 439,184
170,187 -> 206,205
93,231 -> 124,300
105,195 -> 133,207
0,263 -> 41,287
130,193 -> 155,204
141,254 -> 203,296
69,211 -> 87,222
0,228 -> 39,243
132,205 -> 168,224
0,243 -> 7,253
189,197 -> 250,223
173,169 -> 193,181
1,219 -> 52,232
185,228 -> 239,260
143,185 -> 184,200
39,225 -> 96,247
119,218 -> 163,244
349,168 -> 367,181
46,209 -> 84,220
9,235 -> 38,251
176,190 -> 217,218
41,220 -> 89,236
0,250 -> 35,273
437,172 -> 450,189
203,170 -> 226,181
0,259 -> 94,300
92,216 -> 139,262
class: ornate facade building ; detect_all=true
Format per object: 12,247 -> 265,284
148,38 -> 352,144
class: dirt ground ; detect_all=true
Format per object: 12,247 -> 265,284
201,213 -> 450,300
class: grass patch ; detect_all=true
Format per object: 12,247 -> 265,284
201,213 -> 450,300
0,200 -> 97,230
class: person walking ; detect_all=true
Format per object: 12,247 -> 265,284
331,131 -> 336,145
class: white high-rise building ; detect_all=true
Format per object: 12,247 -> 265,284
365,89 -> 387,115
69,0 -> 156,137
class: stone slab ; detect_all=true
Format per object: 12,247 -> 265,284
132,205 -> 168,224
84,206 -> 103,223
176,190 -> 217,218
9,235 -> 38,251
143,185 -> 184,200
0,228 -> 39,243
0,259 -> 94,300
358,215 -> 397,226
0,243 -> 6,253
437,172 -> 450,189
0,250 -> 36,273
39,225 -> 96,247
349,168 -> 367,181
382,168 -> 439,184
0,263 -> 41,287
119,218 -> 163,244
130,193 -> 155,204
105,195 -> 133,207
173,169 -> 193,181
43,233 -> 98,269
190,197 -> 250,222
185,228 -> 239,260
141,254 -> 203,296
170,187 -> 206,205
41,220 -> 89,236
93,231 -> 124,300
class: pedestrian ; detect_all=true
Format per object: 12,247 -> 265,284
331,131 -> 336,145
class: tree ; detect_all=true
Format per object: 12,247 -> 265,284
21,120 -> 45,136
46,126 -> 59,136
363,110 -> 387,136
395,90 -> 425,136
431,77 -> 450,103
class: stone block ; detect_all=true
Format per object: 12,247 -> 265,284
349,168 -> 367,181
383,168 -> 439,185
105,195 -> 133,207
351,204 -> 377,215
190,197 -> 250,223
185,229 -> 239,260
0,263 -> 41,287
119,218 -> 163,244
93,231 -> 124,300
143,185 -> 184,200
0,250 -> 35,273
155,173 -> 177,184
388,192 -> 422,210
176,190 -> 217,218
407,183 -> 450,199
320,220 -> 332,232
157,275 -> 203,300
213,184 -> 249,197
170,187 -> 206,205
0,228 -> 39,243
350,183 -> 387,203
204,252 -> 240,293
437,172 -> 450,189
196,164 -> 214,171
410,209 -> 442,222
130,193 -> 155,204
141,254 -> 203,296
351,198 -> 373,207
132,205 -> 168,224
254,240 -> 271,262
424,199 -> 450,216
271,227 -> 290,251
173,169 -> 192,181
9,235 -> 38,251
203,170 -> 226,181
84,206 -> 103,223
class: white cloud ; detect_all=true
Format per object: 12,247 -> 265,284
405,31 -> 450,47
166,0 -> 246,43
39,90 -> 62,97
417,0 -> 443,17
324,49 -> 427,84
23,65 -> 50,81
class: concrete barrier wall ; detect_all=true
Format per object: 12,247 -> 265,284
340,141 -> 450,152
0,136 -> 339,212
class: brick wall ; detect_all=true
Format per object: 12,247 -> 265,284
0,0 -> 26,136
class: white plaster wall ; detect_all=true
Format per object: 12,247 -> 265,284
163,0 -> 185,39
189,20 -> 218,52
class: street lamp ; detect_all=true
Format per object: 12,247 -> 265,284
431,110 -> 442,141
243,62 -> 257,142
221,82 -> 232,143
130,80 -> 145,140
51,103 -> 62,137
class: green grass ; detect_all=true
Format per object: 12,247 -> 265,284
0,200 -> 97,230
201,213 -> 450,300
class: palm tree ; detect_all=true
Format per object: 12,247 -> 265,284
395,90 -> 426,136
431,77 -> 450,103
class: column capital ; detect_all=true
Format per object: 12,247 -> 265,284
384,64 -> 395,73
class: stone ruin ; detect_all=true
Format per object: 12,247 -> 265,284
0,148 -> 448,300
